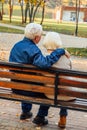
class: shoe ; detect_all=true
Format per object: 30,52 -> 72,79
20,112 -> 33,120
58,116 -> 66,128
33,116 -> 48,126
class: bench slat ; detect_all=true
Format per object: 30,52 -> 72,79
0,63 -> 55,77
0,81 -> 55,95
59,100 -> 87,112
58,73 -> 87,79
0,92 -> 87,112
58,87 -> 87,99
0,71 -> 55,84
0,91 -> 54,105
59,77 -> 87,88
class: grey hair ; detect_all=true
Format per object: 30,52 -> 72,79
43,32 -> 62,50
24,23 -> 43,40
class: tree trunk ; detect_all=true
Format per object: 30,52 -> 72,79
75,0 -> 80,36
29,4 -> 34,23
33,2 -> 41,22
20,0 -> 24,24
25,2 -> 29,23
21,5 -> 24,24
1,3 -> 4,20
9,0 -> 13,23
40,5 -> 45,25
0,11 -> 2,20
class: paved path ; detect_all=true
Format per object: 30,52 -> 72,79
0,99 -> 87,130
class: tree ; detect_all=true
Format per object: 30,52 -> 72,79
19,0 -> 24,23
40,0 -> 45,24
0,0 -> 5,20
18,0 -> 49,24
75,0 -> 80,36
8,0 -> 14,23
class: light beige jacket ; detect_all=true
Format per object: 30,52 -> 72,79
39,45 -> 73,100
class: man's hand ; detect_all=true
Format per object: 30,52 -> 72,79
65,50 -> 70,58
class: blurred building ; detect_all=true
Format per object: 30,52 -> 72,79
55,6 -> 87,22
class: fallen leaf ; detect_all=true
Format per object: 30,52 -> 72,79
36,126 -> 41,130
1,112 -> 6,114
14,101 -> 20,104
16,113 -> 20,116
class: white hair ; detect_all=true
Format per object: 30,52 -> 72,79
43,32 -> 62,50
24,23 -> 43,40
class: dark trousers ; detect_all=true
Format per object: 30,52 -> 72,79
12,90 -> 67,117
59,107 -> 68,116
22,102 -> 49,117
12,89 -> 50,117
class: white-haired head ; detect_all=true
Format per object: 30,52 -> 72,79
43,32 -> 62,50
24,23 -> 43,40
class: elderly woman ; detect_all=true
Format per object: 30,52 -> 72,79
9,23 -> 70,126
39,31 -> 72,128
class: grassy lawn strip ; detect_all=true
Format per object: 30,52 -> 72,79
66,48 -> 87,57
0,26 -> 24,34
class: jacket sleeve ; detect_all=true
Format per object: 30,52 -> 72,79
32,48 -> 65,68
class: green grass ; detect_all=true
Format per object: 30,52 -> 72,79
43,24 -> 75,35
66,48 -> 87,57
43,23 -> 87,38
0,26 -> 24,34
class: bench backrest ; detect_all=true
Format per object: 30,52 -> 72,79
0,61 -> 87,112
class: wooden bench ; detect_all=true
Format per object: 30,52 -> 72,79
0,61 -> 87,113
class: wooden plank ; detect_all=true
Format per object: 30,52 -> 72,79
0,67 -> 55,77
0,61 -> 87,77
0,81 -> 55,95
58,77 -> 87,88
0,92 -> 54,105
0,87 -> 11,91
58,100 -> 87,111
0,71 -> 55,84
0,62 -> 55,76
58,87 -> 87,99
0,92 -> 87,111
58,73 -> 87,79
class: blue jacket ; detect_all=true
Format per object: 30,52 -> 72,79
9,37 -> 65,68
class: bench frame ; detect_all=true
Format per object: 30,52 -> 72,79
0,61 -> 87,112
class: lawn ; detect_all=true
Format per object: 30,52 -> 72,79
66,48 -> 87,58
